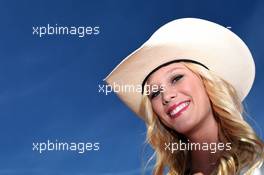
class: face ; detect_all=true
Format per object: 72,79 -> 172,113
146,63 -> 213,135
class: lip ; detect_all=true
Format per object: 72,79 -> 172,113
166,100 -> 191,118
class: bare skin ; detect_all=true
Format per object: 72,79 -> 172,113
147,63 -> 220,175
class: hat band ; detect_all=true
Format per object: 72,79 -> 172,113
141,59 -> 209,95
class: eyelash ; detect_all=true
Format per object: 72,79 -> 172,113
150,90 -> 160,99
172,74 -> 184,84
149,75 -> 184,100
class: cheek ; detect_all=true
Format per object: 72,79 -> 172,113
151,100 -> 163,116
194,84 -> 212,115
151,99 -> 170,123
151,101 -> 172,127
182,77 -> 212,117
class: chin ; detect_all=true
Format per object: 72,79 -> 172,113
174,127 -> 192,135
173,121 -> 195,135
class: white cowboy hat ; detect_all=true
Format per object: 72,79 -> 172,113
104,18 -> 255,120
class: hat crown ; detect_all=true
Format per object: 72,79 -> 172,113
146,18 -> 237,47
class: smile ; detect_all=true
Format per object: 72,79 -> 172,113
168,100 -> 190,118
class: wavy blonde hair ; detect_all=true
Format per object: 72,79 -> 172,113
141,62 -> 264,175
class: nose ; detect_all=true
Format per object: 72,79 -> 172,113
162,88 -> 177,105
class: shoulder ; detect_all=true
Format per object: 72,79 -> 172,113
252,167 -> 263,175
241,166 -> 263,175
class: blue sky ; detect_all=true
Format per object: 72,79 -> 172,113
0,0 -> 263,175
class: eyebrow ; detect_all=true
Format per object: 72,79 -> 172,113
147,66 -> 185,87
165,66 -> 185,74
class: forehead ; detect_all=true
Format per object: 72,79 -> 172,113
147,62 -> 188,83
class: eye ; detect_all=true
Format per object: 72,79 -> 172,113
150,90 -> 160,99
172,75 -> 183,84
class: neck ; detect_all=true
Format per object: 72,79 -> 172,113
186,113 -> 220,175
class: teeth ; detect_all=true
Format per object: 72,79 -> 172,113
170,101 -> 190,116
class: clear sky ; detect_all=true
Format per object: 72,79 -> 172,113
0,0 -> 263,175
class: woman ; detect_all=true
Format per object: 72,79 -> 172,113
105,18 -> 264,175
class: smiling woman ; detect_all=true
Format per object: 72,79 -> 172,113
142,62 -> 263,175
104,18 -> 264,175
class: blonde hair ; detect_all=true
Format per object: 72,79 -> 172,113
141,62 -> 264,175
